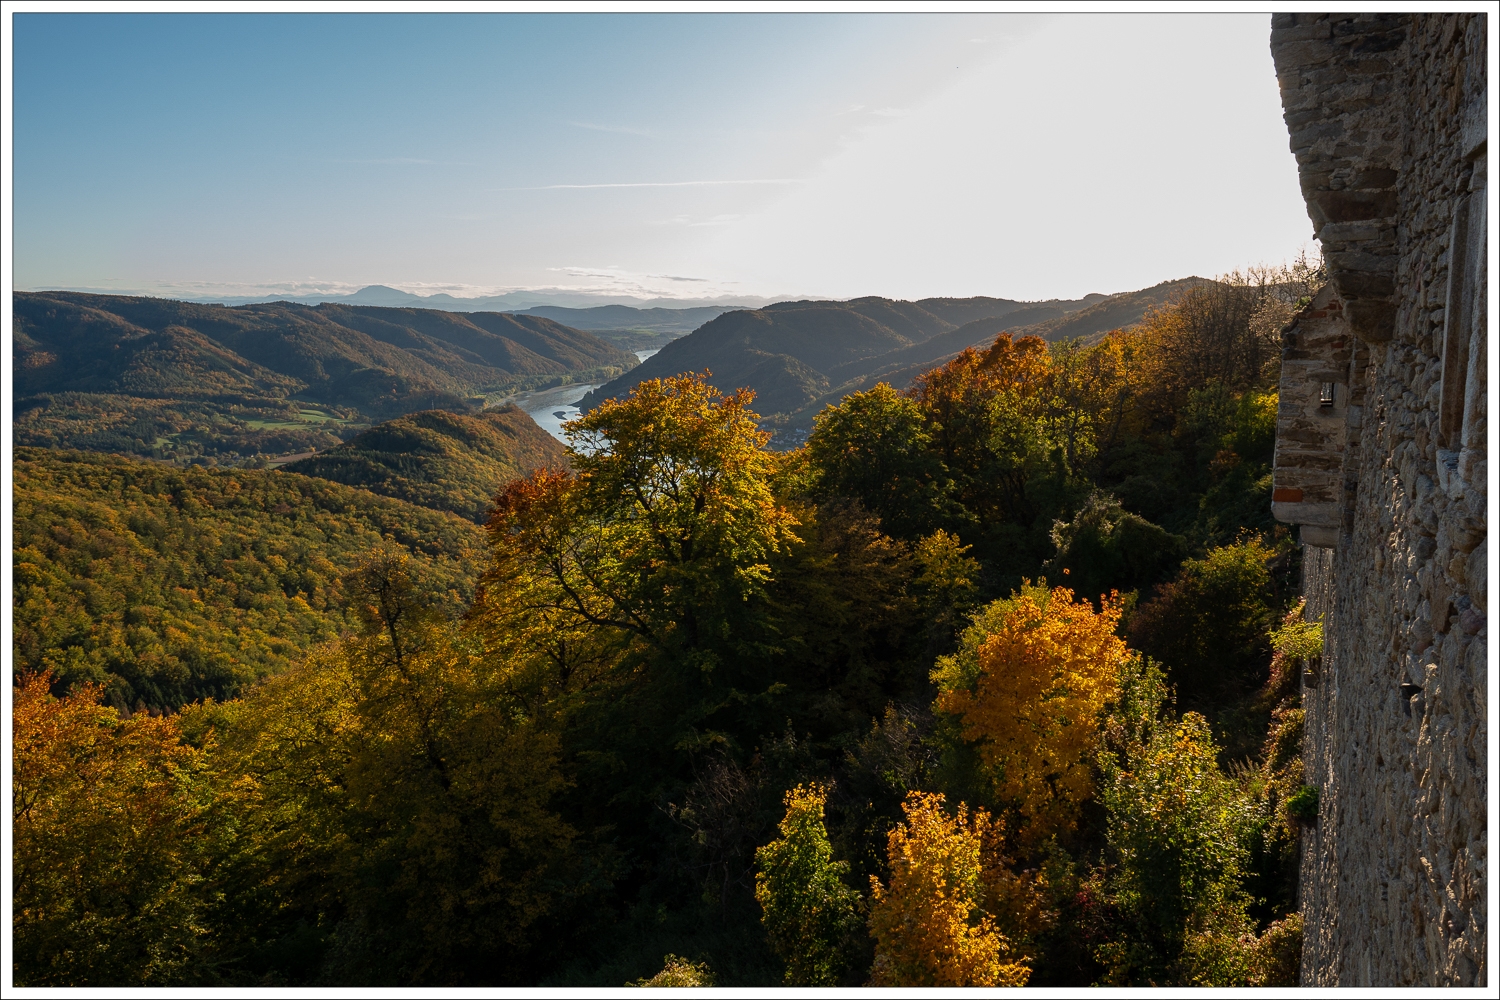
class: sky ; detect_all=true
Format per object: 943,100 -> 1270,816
12,12 -> 1315,305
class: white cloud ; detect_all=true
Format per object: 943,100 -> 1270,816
323,157 -> 472,166
651,213 -> 744,228
567,121 -> 656,136
505,178 -> 807,191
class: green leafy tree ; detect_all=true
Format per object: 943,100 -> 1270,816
806,383 -> 954,539
754,784 -> 861,985
1094,658 -> 1256,986
1043,491 -> 1187,605
908,338 -> 1054,535
489,373 -> 799,674
1126,538 -> 1277,711
480,373 -> 808,871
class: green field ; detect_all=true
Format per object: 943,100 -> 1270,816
243,407 -> 362,431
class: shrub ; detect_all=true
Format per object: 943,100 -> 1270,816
1285,785 -> 1319,825
1249,912 -> 1303,986
632,955 -> 715,986
1269,606 -> 1323,662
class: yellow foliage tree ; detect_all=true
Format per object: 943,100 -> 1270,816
935,583 -> 1129,845
198,554 -> 591,985
867,792 -> 1029,987
13,671 -> 234,986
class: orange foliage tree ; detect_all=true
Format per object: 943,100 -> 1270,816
867,791 -> 1030,987
934,583 -> 1129,845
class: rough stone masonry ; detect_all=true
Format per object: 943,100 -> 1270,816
1269,12 -> 1487,987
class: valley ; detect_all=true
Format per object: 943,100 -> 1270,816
13,282 -> 1207,467
13,9 -> 1484,991
12,291 -> 638,465
12,263 -> 1323,989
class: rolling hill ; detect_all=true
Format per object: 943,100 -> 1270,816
12,448 -> 489,711
282,405 -> 568,522
13,291 -> 636,465
579,282 -> 1203,440
15,292 -> 638,413
576,294 -> 1096,426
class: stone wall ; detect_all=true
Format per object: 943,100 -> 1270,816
1272,283 -> 1354,545
1270,12 -> 1487,987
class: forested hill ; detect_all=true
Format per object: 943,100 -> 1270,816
576,286 -> 1202,432
12,447 -> 487,712
578,295 -> 1078,418
15,292 -> 637,417
282,405 -> 568,522
1001,277 -> 1207,344
13,291 -> 636,466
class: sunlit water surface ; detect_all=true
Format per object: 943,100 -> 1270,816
496,349 -> 659,444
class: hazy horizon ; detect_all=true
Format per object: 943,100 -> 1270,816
15,12 -> 1315,306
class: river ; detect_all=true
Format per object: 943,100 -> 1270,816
498,347 -> 659,443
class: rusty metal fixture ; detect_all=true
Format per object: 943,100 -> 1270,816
1303,655 -> 1322,689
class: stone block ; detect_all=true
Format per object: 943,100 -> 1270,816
1276,39 -> 1343,68
1346,299 -> 1398,341
1273,19 -> 1333,42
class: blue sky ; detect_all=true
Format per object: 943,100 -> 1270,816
13,12 -> 1314,304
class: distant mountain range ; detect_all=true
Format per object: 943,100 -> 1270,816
578,280 -> 1203,438
513,304 -> 730,334
36,286 -> 747,357
137,283 -> 781,312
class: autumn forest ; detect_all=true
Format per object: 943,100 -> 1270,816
14,262 -> 1328,987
